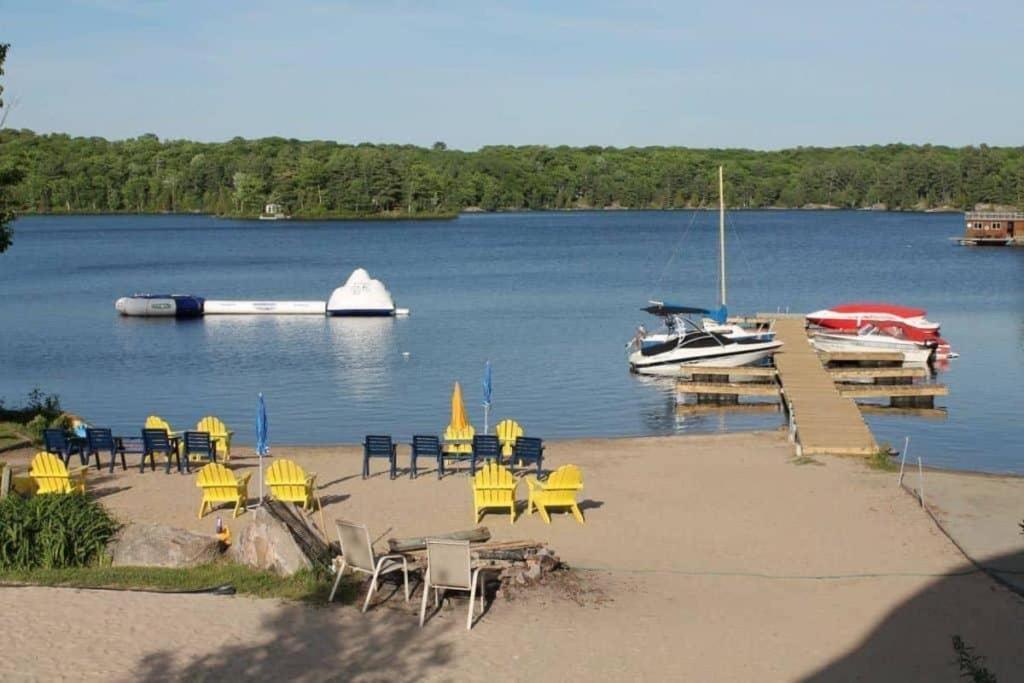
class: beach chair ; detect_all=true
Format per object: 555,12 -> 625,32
495,419 -> 524,458
418,539 -> 485,630
266,459 -> 326,533
511,436 -> 545,476
43,429 -> 85,467
182,431 -> 218,464
85,427 -> 127,472
329,519 -> 410,612
145,414 -> 176,434
195,416 -> 233,462
195,462 -> 251,518
142,428 -> 186,474
362,435 -> 397,480
442,424 -> 475,474
29,451 -> 87,494
470,434 -> 501,475
410,435 -> 441,479
526,464 -> 585,524
471,462 -> 517,524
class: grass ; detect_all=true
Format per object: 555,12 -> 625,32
0,561 -> 355,604
867,447 -> 900,472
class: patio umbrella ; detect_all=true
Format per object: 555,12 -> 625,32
450,381 -> 469,431
482,360 -> 492,435
254,392 -> 269,507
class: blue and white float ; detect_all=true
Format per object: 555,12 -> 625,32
115,268 -> 409,318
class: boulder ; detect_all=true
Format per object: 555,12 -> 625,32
229,506 -> 314,575
110,523 -> 222,568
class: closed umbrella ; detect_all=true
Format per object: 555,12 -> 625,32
254,392 -> 269,508
482,360 -> 492,435
450,381 -> 469,430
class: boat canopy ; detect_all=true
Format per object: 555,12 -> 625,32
644,301 -> 728,324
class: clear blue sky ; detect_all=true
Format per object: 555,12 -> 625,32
3,1 -> 1022,150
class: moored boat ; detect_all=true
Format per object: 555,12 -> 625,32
809,325 -> 936,364
806,303 -> 939,335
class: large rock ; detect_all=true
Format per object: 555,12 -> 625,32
110,523 -> 222,568
229,506 -> 314,575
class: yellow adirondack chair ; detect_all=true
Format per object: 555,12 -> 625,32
471,462 -> 517,524
195,463 -> 251,518
266,459 -> 326,534
29,452 -> 87,494
495,419 -> 524,458
443,424 -> 475,455
526,464 -> 585,524
145,414 -> 176,433
196,415 -> 233,462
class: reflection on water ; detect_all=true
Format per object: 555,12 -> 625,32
325,317 -> 397,399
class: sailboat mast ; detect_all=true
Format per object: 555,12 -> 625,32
718,165 -> 726,307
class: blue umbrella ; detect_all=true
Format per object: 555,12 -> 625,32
255,392 -> 269,506
482,360 -> 492,434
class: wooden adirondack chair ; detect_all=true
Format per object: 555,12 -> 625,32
196,416 -> 233,462
266,459 -> 326,534
471,462 -> 517,524
526,464 -> 585,524
495,419 -> 524,458
29,452 -> 87,494
195,463 -> 251,518
443,424 -> 475,455
145,415 -> 175,433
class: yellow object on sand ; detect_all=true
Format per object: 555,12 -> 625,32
195,415 -> 234,462
444,382 -> 474,454
526,464 -> 585,525
195,463 -> 251,518
495,419 -> 524,458
471,462 -> 517,524
266,458 -> 326,534
29,452 -> 87,494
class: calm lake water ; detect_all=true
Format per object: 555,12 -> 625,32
1,212 -> 1021,473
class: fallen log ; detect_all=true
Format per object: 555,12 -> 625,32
475,549 -> 530,561
387,526 -> 491,554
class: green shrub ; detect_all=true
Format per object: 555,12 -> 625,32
0,493 -> 120,570
24,414 -> 48,445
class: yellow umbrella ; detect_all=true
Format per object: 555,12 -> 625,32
449,381 -> 469,430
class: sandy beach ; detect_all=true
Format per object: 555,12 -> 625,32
2,431 -> 1022,681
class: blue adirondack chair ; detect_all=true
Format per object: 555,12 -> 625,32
44,428 -> 85,466
511,436 -> 545,476
142,428 -> 185,474
410,435 -> 441,479
86,427 -> 127,472
182,430 -> 218,464
363,435 -> 397,479
470,434 -> 502,475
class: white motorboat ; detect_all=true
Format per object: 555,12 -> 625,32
809,325 -> 936,364
629,317 -> 783,376
627,166 -> 782,374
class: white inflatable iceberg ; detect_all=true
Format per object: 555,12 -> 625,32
327,268 -> 406,317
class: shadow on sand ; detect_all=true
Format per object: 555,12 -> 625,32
805,548 -> 1024,681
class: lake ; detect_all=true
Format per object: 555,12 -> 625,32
1,211 -> 1021,473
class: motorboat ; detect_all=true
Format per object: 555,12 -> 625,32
806,303 -> 940,335
627,166 -> 782,375
628,316 -> 783,376
809,324 -> 937,364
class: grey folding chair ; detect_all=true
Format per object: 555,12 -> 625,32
328,519 -> 410,612
418,538 -> 485,630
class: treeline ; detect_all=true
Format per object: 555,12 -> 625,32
1,129 -> 1022,217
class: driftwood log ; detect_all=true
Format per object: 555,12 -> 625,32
387,526 -> 491,553
264,499 -> 333,571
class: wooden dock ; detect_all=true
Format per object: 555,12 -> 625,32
772,319 -> 878,456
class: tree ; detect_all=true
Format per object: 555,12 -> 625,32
0,43 -> 23,253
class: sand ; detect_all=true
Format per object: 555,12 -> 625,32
2,431 -> 1022,681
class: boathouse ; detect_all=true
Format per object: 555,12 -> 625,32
961,211 -> 1023,245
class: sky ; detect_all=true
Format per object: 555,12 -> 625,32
2,0 -> 1022,150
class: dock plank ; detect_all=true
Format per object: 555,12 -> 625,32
773,319 -> 878,456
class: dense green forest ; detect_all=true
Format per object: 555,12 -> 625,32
1,128 -> 1022,218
